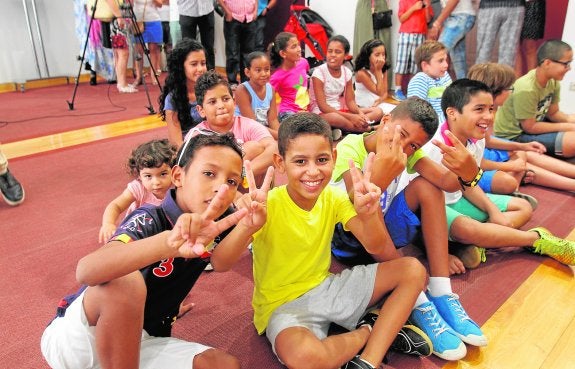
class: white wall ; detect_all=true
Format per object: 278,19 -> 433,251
0,0 -> 79,83
560,0 -> 575,114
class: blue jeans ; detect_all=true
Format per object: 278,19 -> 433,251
438,13 -> 476,79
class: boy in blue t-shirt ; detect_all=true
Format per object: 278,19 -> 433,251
331,97 -> 486,361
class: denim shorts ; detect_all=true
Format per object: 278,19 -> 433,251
514,131 -> 564,156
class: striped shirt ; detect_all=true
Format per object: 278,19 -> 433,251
177,0 -> 213,17
407,71 -> 452,124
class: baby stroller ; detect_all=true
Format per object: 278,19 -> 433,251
284,0 -> 334,68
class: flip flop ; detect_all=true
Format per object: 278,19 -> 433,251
520,169 -> 536,185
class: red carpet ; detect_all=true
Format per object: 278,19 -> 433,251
0,79 -> 164,143
2,126 -> 573,368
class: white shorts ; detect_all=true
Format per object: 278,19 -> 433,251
40,290 -> 211,369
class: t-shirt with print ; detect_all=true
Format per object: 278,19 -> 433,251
234,82 -> 273,126
251,185 -> 357,334
109,189 -> 235,337
270,58 -> 310,114
422,122 -> 485,204
331,132 -> 426,214
407,71 -> 452,124
309,64 -> 351,114
494,69 -> 561,140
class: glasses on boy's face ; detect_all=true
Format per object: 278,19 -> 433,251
549,59 -> 572,68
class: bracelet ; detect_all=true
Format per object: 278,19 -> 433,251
458,168 -> 483,191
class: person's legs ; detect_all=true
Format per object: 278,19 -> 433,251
0,147 -> 24,206
83,272 -> 146,368
197,12 -> 215,71
497,6 -> 525,67
179,14 -> 199,40
475,8 -> 500,64
254,16 -> 267,52
223,20 -> 241,84
439,13 -> 476,79
403,178 -> 449,277
238,21 -> 257,82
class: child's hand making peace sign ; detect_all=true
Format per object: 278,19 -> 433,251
234,160 -> 274,230
348,152 -> 382,218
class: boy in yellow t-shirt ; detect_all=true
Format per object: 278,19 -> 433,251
250,112 -> 430,369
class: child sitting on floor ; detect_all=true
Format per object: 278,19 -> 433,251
353,38 -> 396,117
248,112 -> 432,369
269,32 -> 310,122
331,97 -> 486,360
184,71 -> 277,186
469,62 -> 575,194
407,40 -> 452,123
423,78 -> 575,268
309,35 -> 381,137
235,51 -> 280,139
41,133 -> 271,369
99,139 -> 177,243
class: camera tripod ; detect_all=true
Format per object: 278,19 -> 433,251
67,0 -> 161,115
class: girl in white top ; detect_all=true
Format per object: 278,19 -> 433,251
98,139 -> 177,243
354,38 -> 396,116
309,35 -> 381,133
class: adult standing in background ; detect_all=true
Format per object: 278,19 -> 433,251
516,0 -> 546,75
353,0 -> 393,86
133,0 -> 164,84
218,0 -> 258,87
178,0 -> 216,70
475,0 -> 525,67
254,0 -> 277,51
428,0 -> 476,79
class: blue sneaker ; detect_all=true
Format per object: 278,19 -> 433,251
392,90 -> 406,102
409,301 -> 466,360
428,293 -> 488,347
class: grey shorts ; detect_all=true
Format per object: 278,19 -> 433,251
265,263 -> 378,355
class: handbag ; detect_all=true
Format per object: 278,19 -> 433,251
371,0 -> 392,30
86,0 -> 124,21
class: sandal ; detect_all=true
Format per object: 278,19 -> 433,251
117,84 -> 138,93
520,169 -> 536,185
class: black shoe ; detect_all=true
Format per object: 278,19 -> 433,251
341,356 -> 375,369
357,310 -> 432,357
390,324 -> 433,357
0,169 -> 24,206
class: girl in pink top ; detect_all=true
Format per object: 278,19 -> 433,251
98,139 -> 177,243
269,32 -> 310,121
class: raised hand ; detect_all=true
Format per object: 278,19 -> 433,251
432,130 -> 479,182
234,160 -> 274,229
167,185 -> 249,258
348,152 -> 382,217
374,124 -> 407,184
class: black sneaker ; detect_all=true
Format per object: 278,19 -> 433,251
357,309 -> 433,357
391,324 -> 433,357
0,169 -> 24,206
341,355 -> 375,369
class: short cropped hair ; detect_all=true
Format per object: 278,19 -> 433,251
277,113 -> 332,157
537,39 -> 572,66
176,132 -> 243,170
194,70 -> 233,106
467,63 -> 516,98
441,79 -> 492,116
415,40 -> 447,70
391,97 -> 438,137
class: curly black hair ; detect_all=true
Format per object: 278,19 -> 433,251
159,38 -> 206,133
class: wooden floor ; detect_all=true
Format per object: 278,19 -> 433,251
6,115 -> 575,369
